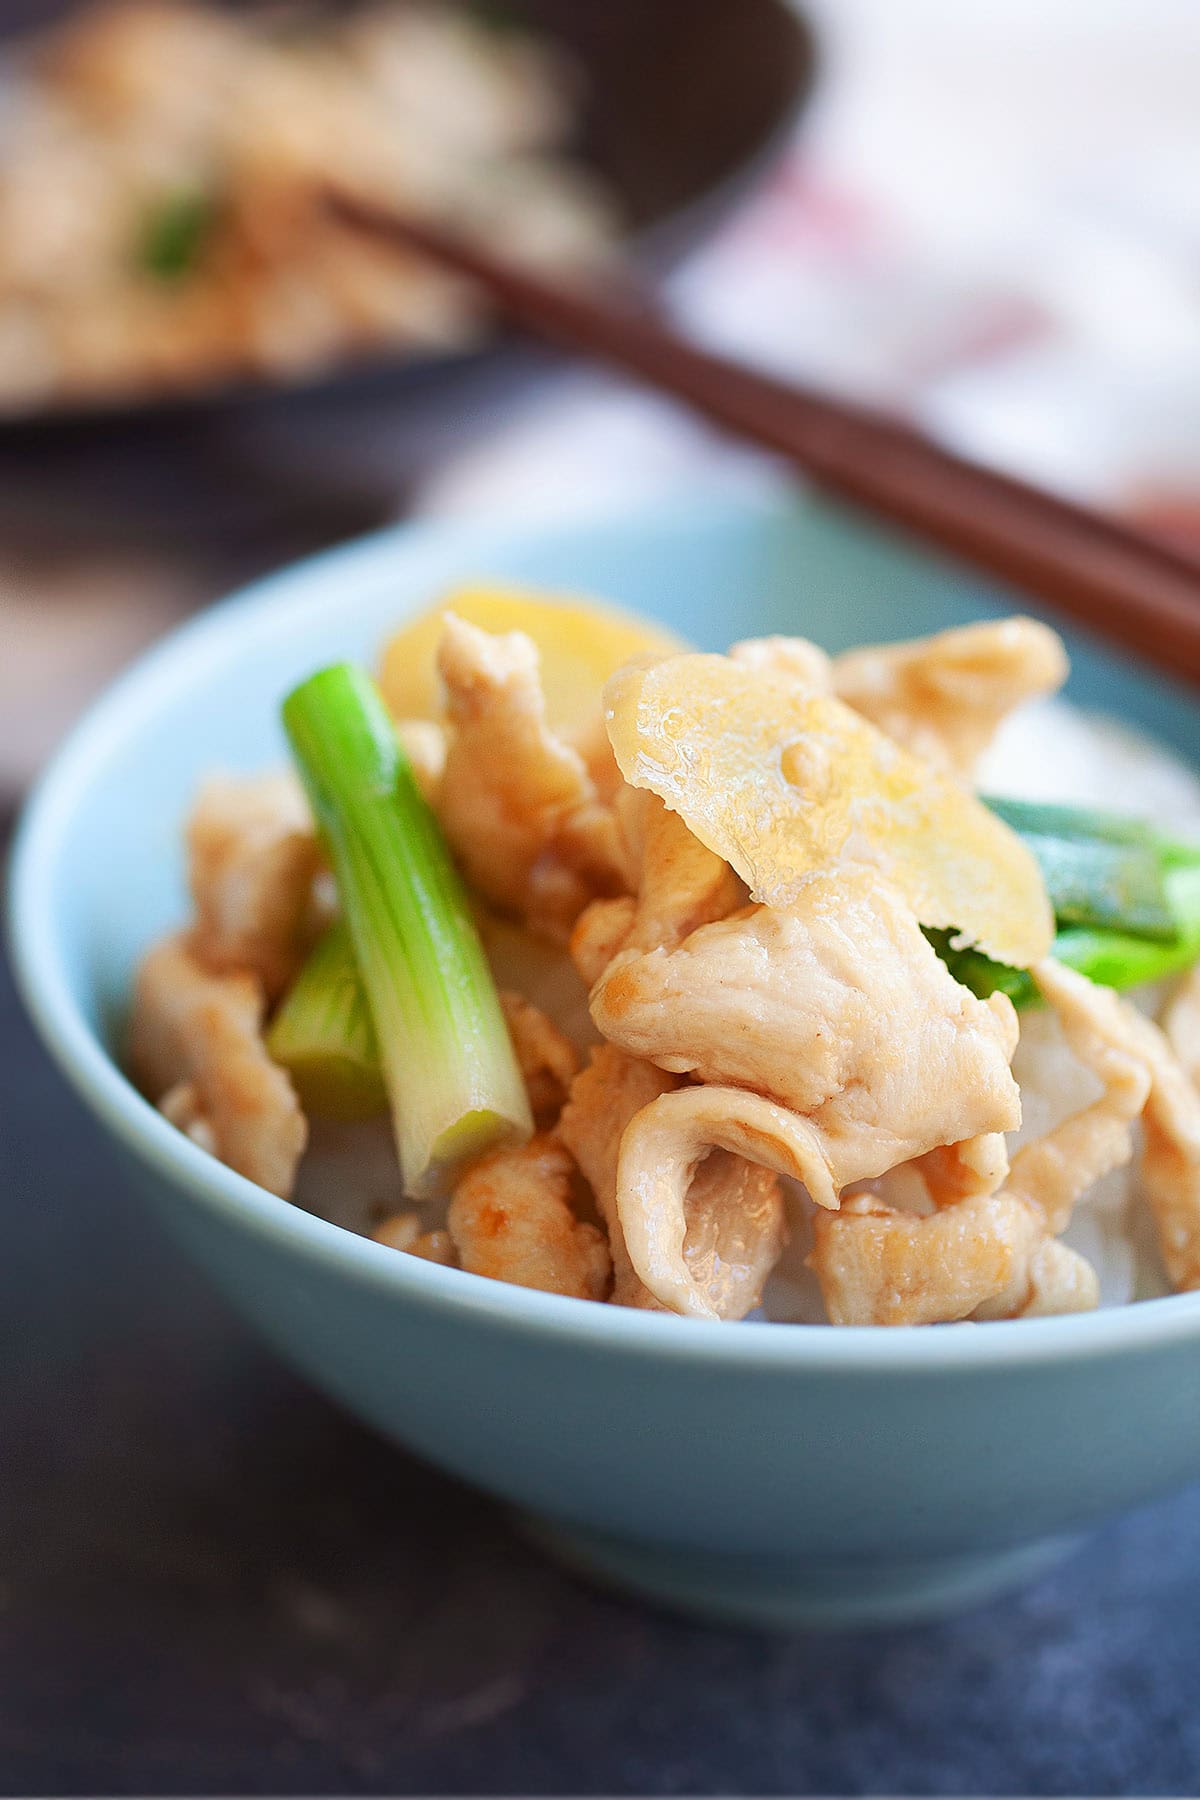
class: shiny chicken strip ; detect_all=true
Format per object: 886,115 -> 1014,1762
615,1083 -> 861,1316
187,770 -> 324,1000
1006,959 -> 1153,1233
1138,995 -> 1200,1292
810,1190 -> 1098,1327
1001,961 -> 1200,1292
559,1045 -> 784,1316
592,868 -> 1021,1193
571,793 -> 745,986
436,615 -> 631,940
448,1133 -> 611,1300
832,617 -> 1069,777
128,931 -> 307,1196
499,988 -> 579,1128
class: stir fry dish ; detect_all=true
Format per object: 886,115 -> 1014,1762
127,587 -> 1200,1325
0,1 -> 613,411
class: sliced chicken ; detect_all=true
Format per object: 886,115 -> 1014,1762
128,931 -> 307,1197
570,895 -> 638,989
499,988 -> 579,1127
1161,966 -> 1200,1086
558,1045 -> 677,1308
372,1211 -> 457,1265
186,770 -> 323,999
1004,959 -> 1152,1233
810,1190 -> 1097,1326
435,615 -> 631,941
592,869 -> 1021,1191
559,1045 -> 785,1317
570,792 -> 744,985
1138,1003 -> 1200,1292
447,1133 -> 610,1299
832,617 -> 1068,777
614,1082 -> 860,1317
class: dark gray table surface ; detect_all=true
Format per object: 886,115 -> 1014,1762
5,931 -> 1200,1799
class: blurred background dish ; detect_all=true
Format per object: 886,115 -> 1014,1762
0,0 -> 813,421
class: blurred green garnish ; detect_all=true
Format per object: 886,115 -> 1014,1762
137,189 -> 217,281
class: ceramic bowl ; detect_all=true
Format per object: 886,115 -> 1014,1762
11,494 -> 1200,1629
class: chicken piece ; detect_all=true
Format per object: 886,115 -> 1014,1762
372,1212 -> 457,1265
186,771 -> 323,1000
570,793 -> 744,986
973,1233 -> 1100,1321
395,718 -> 446,801
559,1046 -> 785,1318
832,617 -> 1068,778
1004,959 -> 1153,1233
159,1079 -> 217,1156
559,1046 -> 677,1308
571,896 -> 637,988
621,793 -> 745,956
447,1133 -> 610,1299
499,989 -> 579,1127
810,1190 -> 1098,1326
1162,966 -> 1200,1085
809,959 -> 1155,1326
904,1133 -> 1012,1209
1136,1000 -> 1200,1292
592,869 -> 1021,1191
730,634 -> 833,689
128,932 -> 307,1197
614,1082 -> 862,1316
435,615 -> 631,940
409,1229 -> 457,1266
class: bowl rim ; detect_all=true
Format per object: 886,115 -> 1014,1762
11,492 -> 1200,1374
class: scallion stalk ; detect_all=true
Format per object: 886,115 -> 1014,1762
981,795 -> 1194,940
929,863 -> 1200,1007
282,663 -> 531,1196
266,920 -> 387,1121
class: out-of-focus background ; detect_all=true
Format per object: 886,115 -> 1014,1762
4,5 -> 1200,1795
2,0 -> 1198,806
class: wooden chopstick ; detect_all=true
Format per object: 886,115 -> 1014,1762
328,190 -> 1200,687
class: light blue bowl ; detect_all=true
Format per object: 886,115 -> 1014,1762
11,493 -> 1200,1630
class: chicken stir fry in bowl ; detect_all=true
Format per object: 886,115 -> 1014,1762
128,586 -> 1200,1325
0,0 -> 614,411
